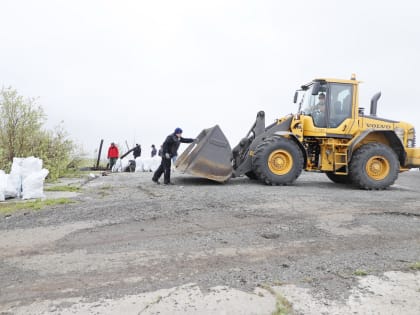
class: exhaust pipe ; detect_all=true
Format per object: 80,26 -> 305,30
370,92 -> 381,116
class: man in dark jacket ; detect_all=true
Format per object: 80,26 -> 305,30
151,144 -> 157,157
133,144 -> 141,159
152,127 -> 194,185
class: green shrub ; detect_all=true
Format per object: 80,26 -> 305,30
0,87 -> 76,179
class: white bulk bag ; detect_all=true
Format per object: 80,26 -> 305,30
22,168 -> 49,200
112,158 -> 131,172
150,156 -> 160,172
121,158 -> 130,172
142,158 -> 152,172
0,170 -> 7,201
21,156 -> 42,179
4,158 -> 23,198
135,157 -> 144,172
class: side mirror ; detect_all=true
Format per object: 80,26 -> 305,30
312,82 -> 321,95
293,91 -> 298,103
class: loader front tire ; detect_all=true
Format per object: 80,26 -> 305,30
253,136 -> 303,185
349,143 -> 399,190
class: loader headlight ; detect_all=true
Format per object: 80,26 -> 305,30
395,128 -> 404,144
407,128 -> 416,148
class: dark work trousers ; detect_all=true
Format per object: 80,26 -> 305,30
109,158 -> 117,170
152,157 -> 172,184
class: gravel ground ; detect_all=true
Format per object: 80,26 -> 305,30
0,170 -> 419,314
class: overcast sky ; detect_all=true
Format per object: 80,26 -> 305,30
1,0 -> 420,158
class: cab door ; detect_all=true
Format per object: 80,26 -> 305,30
327,83 -> 353,131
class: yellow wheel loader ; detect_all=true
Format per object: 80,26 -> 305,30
176,75 -> 420,189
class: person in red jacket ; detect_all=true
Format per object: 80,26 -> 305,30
107,142 -> 119,170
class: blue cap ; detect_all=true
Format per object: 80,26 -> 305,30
174,127 -> 183,134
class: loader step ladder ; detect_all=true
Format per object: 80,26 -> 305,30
333,144 -> 349,175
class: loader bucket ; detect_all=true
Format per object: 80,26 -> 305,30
175,125 -> 233,182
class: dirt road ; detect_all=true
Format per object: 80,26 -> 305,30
1,171 -> 419,314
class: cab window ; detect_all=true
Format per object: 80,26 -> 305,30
328,83 -> 352,127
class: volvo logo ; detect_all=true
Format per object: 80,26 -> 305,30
366,123 -> 391,129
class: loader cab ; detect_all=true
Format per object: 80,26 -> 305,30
299,81 -> 353,129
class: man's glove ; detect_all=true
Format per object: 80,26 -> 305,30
165,153 -> 171,159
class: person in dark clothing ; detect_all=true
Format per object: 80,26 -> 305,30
133,144 -> 141,159
152,128 -> 194,185
151,144 -> 157,157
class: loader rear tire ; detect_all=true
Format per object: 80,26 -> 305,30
349,143 -> 399,190
253,136 -> 303,185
